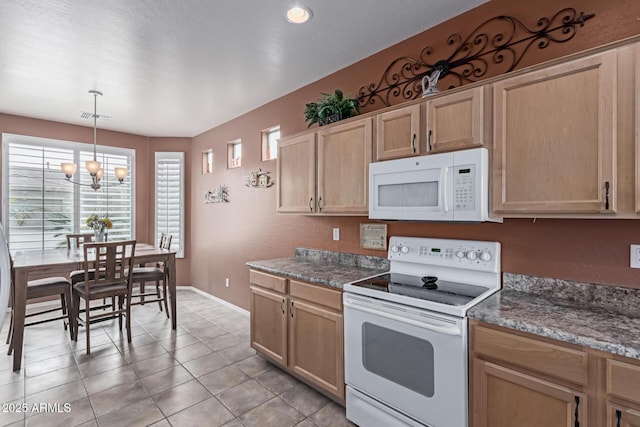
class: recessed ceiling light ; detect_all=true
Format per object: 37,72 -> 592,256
286,6 -> 312,24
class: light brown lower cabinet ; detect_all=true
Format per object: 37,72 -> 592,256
249,270 -> 345,402
471,321 -> 640,427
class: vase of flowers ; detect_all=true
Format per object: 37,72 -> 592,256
86,214 -> 112,242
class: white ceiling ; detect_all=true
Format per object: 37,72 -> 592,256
0,0 -> 486,137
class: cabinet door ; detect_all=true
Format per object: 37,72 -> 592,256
426,86 -> 485,153
288,298 -> 344,400
277,133 -> 316,213
317,117 -> 372,214
473,359 -> 587,427
492,51 -> 617,214
250,285 -> 287,365
608,405 -> 640,427
376,104 -> 421,160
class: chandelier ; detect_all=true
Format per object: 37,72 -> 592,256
60,90 -> 128,190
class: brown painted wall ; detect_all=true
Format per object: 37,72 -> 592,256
0,114 -> 191,285
191,0 -> 640,310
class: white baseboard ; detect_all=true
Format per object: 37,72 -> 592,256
177,285 -> 249,317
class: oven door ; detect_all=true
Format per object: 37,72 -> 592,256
344,293 -> 467,427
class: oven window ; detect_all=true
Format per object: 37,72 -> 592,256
378,181 -> 438,207
362,323 -> 435,397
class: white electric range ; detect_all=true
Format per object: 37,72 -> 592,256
343,236 -> 501,427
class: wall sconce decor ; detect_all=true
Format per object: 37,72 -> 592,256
245,169 -> 274,188
204,185 -> 229,203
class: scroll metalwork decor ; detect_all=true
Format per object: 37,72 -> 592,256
204,185 -> 229,203
357,8 -> 595,107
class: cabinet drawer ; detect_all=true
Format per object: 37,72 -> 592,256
289,280 -> 342,311
606,359 -> 640,405
472,325 -> 588,385
249,270 -> 287,294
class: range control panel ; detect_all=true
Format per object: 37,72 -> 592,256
388,236 -> 500,273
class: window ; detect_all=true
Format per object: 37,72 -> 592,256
155,152 -> 184,258
202,149 -> 213,174
227,140 -> 241,169
262,126 -> 280,161
2,134 -> 135,251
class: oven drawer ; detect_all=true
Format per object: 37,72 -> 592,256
472,324 -> 588,385
249,269 -> 287,294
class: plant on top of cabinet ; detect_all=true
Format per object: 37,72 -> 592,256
304,89 -> 360,127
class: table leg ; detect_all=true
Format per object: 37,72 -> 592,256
12,269 -> 27,371
168,254 -> 177,329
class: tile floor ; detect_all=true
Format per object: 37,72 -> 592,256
0,289 -> 355,427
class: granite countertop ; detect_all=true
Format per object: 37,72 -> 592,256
468,273 -> 640,360
246,247 -> 389,289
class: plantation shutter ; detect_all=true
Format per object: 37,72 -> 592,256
155,152 -> 184,258
2,134 -> 135,251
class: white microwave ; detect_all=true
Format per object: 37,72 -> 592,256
369,147 -> 501,222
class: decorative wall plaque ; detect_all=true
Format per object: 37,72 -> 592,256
360,223 -> 387,250
245,169 -> 274,188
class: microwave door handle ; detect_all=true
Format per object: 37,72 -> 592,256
440,166 -> 449,212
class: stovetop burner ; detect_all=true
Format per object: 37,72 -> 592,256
349,272 -> 490,306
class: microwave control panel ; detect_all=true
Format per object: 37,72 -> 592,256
453,164 -> 475,211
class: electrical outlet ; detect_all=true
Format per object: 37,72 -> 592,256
333,228 -> 340,241
225,278 -> 230,287
630,245 -> 640,268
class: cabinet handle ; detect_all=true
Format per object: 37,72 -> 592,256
411,133 -> 416,153
428,129 -> 433,151
574,396 -> 580,427
309,197 -> 313,212
318,196 -> 323,212
605,181 -> 610,210
290,300 -> 294,318
280,299 -> 285,315
616,409 -> 622,427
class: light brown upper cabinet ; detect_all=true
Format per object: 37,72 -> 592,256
277,132 -> 316,213
376,104 -> 421,160
426,86 -> 487,153
277,117 -> 372,215
492,51 -> 617,214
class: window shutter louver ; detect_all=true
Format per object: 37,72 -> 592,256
155,152 -> 184,258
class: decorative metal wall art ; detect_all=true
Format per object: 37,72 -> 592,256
245,169 -> 274,188
357,8 -> 595,107
204,185 -> 229,203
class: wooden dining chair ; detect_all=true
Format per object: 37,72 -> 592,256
129,233 -> 172,317
71,240 -> 136,354
66,233 -> 94,249
5,255 -> 74,355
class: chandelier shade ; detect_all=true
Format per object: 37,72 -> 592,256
61,90 -> 128,190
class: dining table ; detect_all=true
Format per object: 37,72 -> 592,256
10,243 -> 177,371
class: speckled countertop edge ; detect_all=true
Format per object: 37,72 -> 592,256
469,273 -> 640,360
246,248 -> 389,289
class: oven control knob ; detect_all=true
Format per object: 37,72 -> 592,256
455,250 -> 466,259
465,250 -> 478,261
400,245 -> 409,254
390,245 -> 399,253
480,251 -> 492,262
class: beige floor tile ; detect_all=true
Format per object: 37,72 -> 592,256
219,342 -> 256,364
122,342 -> 168,364
77,353 -> 127,379
309,402 -> 355,427
198,365 -> 249,395
24,353 -> 76,378
152,379 -> 211,416
96,397 -> 164,427
280,383 -> 330,417
167,397 -> 234,427
171,342 -> 213,364
233,355 -> 271,378
83,366 -> 138,396
182,352 -> 230,378
256,367 -> 299,395
0,397 -> 26,426
239,397 -> 304,427
89,381 -> 149,417
25,379 -> 87,410
295,420 -> 319,427
217,379 -> 274,416
24,365 -> 81,397
0,382 -> 24,405
128,353 -> 177,379
140,365 -> 193,396
25,396 -> 94,426
156,333 -> 200,352
204,333 -> 242,352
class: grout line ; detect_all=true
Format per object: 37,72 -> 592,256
179,286 -> 249,316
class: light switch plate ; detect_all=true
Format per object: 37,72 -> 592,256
333,228 -> 340,241
630,245 -> 640,268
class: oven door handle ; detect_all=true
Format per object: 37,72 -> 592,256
344,298 -> 462,336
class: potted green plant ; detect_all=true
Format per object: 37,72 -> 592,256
304,89 -> 360,127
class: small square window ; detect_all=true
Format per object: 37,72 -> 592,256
227,140 -> 242,169
262,127 -> 280,161
202,149 -> 213,174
